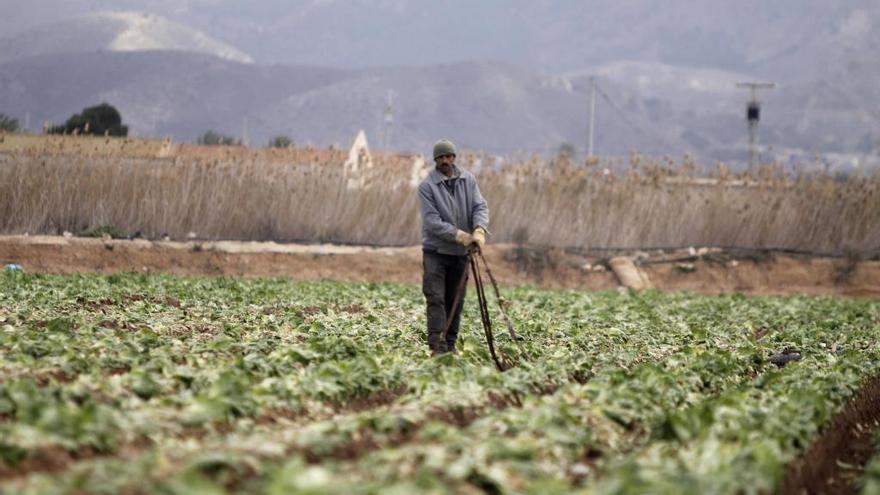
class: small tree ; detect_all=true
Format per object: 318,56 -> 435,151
197,130 -> 240,146
49,103 -> 128,136
0,113 -> 20,133
268,135 -> 294,148
551,142 -> 576,169
557,142 -> 575,159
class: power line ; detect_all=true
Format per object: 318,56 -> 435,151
381,90 -> 394,152
587,77 -> 596,157
592,80 -> 686,155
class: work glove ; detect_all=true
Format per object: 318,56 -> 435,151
455,230 -> 473,247
472,227 -> 487,249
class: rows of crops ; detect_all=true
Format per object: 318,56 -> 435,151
1,271 -> 879,494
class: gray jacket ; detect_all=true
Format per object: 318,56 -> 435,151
418,166 -> 489,255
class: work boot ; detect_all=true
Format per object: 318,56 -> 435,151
428,333 -> 447,356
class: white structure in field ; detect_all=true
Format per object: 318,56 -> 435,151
344,130 -> 373,190
409,155 -> 428,188
343,129 -> 429,190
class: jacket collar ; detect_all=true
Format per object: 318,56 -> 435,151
430,166 -> 461,184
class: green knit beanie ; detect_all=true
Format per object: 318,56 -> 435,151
433,139 -> 457,160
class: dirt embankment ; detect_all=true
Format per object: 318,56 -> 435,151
1,236 -> 878,298
783,375 -> 880,495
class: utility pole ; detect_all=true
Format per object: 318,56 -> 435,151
24,112 -> 30,133
587,77 -> 597,158
736,82 -> 776,170
382,90 -> 394,152
242,116 -> 249,147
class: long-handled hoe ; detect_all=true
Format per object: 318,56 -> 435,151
440,246 -> 519,371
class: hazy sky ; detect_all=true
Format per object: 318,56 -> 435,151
1,0 -> 877,160
3,0 -> 876,77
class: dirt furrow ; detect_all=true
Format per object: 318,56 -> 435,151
783,375 -> 880,495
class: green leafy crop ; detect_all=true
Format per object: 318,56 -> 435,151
0,272 -> 878,494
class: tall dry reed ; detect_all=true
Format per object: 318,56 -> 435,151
1,145 -> 878,254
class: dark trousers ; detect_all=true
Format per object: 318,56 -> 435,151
422,250 -> 469,353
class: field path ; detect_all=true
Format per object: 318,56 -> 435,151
1,235 -> 879,297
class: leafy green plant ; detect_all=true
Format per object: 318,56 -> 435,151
79,225 -> 131,239
0,274 -> 878,494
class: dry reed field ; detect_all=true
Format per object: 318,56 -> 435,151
1,139 -> 878,255
0,134 -> 175,158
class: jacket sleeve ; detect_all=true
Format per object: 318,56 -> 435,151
470,178 -> 489,232
418,183 -> 458,241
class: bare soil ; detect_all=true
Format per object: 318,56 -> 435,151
1,236 -> 878,298
783,375 -> 880,495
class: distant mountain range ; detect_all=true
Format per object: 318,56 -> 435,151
0,11 -> 253,65
0,3 -> 878,168
4,0 -> 878,75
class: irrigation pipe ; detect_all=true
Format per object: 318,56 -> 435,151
183,235 -> 879,260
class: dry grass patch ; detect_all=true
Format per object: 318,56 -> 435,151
1,144 -> 878,253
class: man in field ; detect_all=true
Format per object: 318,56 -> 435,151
418,139 -> 489,356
